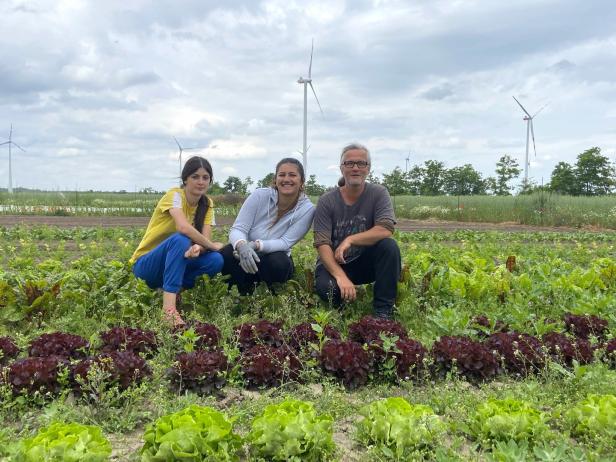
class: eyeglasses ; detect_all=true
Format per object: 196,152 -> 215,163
341,160 -> 370,169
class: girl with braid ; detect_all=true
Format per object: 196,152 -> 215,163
131,156 -> 224,326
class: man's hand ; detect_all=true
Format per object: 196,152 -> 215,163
336,274 -> 356,302
184,244 -> 202,258
235,241 -> 260,274
334,237 -> 353,264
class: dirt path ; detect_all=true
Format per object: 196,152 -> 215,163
0,214 -> 611,233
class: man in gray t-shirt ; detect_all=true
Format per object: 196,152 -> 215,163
313,143 -> 401,319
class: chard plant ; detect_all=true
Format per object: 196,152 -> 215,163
13,422 -> 111,462
247,399 -> 335,461
355,397 -> 445,461
141,405 -> 241,462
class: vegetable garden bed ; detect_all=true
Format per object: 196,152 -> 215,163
0,225 -> 615,461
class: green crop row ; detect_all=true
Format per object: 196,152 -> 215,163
4,395 -> 615,461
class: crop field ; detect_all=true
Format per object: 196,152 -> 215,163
0,225 -> 615,461
3,191 -> 616,229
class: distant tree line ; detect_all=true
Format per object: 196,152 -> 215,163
207,146 -> 615,197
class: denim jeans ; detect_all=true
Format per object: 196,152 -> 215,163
133,233 -> 223,293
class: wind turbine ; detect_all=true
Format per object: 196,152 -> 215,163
0,124 -> 25,194
405,152 -> 411,173
297,39 -> 323,177
512,96 -> 547,186
173,137 -> 200,184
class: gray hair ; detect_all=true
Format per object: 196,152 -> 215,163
340,143 -> 371,164
338,143 -> 371,187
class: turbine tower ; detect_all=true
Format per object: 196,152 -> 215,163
173,137 -> 200,184
297,39 -> 323,177
0,124 -> 25,194
512,96 -> 546,186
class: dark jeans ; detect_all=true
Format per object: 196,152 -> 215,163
220,244 -> 295,295
315,238 -> 401,318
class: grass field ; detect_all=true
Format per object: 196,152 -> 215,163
3,190 -> 616,228
0,225 -> 614,460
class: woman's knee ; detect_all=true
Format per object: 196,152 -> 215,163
209,251 -> 224,273
263,252 -> 293,281
167,232 -> 192,249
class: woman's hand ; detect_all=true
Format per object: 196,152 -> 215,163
184,244 -> 202,258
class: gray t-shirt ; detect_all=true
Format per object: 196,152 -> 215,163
313,183 -> 396,264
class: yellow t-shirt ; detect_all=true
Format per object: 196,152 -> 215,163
130,188 -> 215,263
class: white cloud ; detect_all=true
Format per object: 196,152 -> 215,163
0,1 -> 615,191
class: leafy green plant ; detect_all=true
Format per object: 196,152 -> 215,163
468,398 -> 550,446
14,422 -> 111,462
355,397 -> 445,460
565,394 -> 616,440
247,399 -> 335,462
140,405 -> 241,462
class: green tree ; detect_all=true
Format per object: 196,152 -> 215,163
208,181 -> 225,195
443,164 -> 486,195
494,155 -> 521,195
223,176 -> 244,194
243,176 -> 254,194
366,171 -> 381,184
574,147 -> 614,195
257,173 -> 275,188
305,174 -> 326,196
421,160 -> 446,195
407,165 -> 423,195
381,167 -> 409,195
484,176 -> 497,195
549,162 -> 577,195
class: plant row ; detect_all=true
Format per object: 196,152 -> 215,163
8,393 -> 616,461
1,313 -> 614,395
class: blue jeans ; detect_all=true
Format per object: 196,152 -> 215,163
133,233 -> 223,293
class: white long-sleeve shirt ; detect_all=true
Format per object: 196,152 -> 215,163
229,188 -> 315,255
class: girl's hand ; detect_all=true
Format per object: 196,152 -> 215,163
209,241 -> 225,251
184,244 -> 202,258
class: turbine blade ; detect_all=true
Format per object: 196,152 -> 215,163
0,141 -> 9,146
512,96 -> 531,117
308,38 -> 314,79
309,82 -> 324,114
530,120 -> 537,157
13,142 -> 25,152
532,103 -> 548,118
173,136 -> 182,150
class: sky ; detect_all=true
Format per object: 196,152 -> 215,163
1,0 -> 615,192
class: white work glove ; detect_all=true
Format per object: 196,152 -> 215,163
234,241 -> 260,274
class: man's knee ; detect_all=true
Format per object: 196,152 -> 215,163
375,237 -> 400,256
314,267 -> 339,301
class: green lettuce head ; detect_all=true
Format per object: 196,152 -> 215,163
141,404 -> 241,462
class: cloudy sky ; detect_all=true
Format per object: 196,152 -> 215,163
1,0 -> 615,192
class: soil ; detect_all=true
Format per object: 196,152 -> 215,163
1,215 -> 612,233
